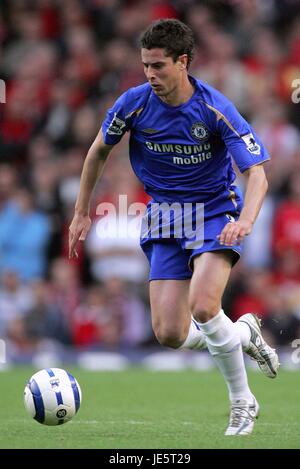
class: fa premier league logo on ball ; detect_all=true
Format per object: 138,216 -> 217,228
191,122 -> 209,141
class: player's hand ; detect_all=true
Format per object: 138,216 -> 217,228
68,213 -> 91,259
217,219 -> 253,247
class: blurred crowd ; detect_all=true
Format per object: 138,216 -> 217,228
1,0 -> 300,357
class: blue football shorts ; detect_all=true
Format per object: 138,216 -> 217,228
140,186 -> 244,280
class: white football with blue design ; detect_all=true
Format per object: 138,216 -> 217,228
24,368 -> 82,425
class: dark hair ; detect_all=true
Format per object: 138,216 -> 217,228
140,19 -> 195,69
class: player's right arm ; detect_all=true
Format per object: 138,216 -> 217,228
68,128 -> 113,259
68,86 -> 143,258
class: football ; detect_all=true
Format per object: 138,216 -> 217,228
24,368 -> 82,425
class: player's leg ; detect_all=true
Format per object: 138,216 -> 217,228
150,279 -> 189,348
189,251 -> 259,435
149,279 -> 205,349
184,201 -> 279,379
142,240 -> 205,350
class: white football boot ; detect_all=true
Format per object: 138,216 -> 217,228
238,313 -> 279,378
225,397 -> 259,436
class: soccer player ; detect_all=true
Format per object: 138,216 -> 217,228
69,19 -> 279,435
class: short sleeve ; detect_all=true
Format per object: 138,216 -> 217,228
101,91 -> 130,145
216,100 -> 270,173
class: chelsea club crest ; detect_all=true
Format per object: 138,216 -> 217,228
191,122 -> 209,141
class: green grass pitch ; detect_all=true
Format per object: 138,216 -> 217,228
0,367 -> 299,449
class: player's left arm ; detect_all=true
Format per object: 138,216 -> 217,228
209,93 -> 270,247
218,163 -> 268,246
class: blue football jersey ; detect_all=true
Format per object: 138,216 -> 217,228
101,76 -> 270,203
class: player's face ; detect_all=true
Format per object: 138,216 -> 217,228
141,48 -> 187,98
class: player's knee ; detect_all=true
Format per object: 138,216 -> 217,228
189,299 -> 219,323
154,325 -> 185,349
